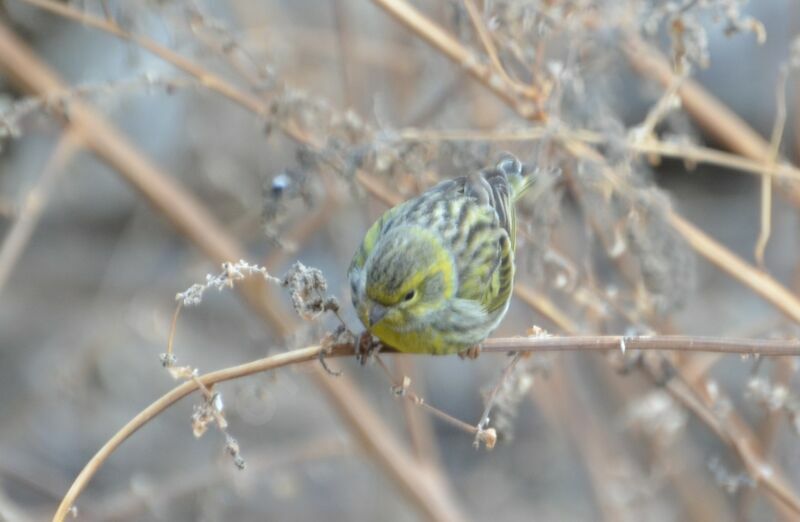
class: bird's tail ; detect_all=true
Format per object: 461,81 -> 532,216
495,153 -> 534,201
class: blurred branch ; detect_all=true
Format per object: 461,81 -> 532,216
668,211 -> 800,324
90,438 -> 350,521
0,20 -> 291,330
52,333 -> 800,520
655,366 -> 800,517
371,0 -> 545,119
564,139 -> 800,326
755,66 -> 789,267
624,34 -> 800,209
738,361 -> 795,519
461,0 -> 543,101
397,127 -> 800,182
0,129 -> 80,293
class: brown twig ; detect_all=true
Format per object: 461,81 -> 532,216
370,0 -> 544,120
658,367 -> 800,517
564,138 -> 800,325
51,343 -> 351,521
624,34 -> 800,209
755,66 -> 789,267
50,333 -> 800,520
396,126 -> 800,181
461,0 -> 542,101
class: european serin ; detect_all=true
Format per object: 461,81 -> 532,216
348,154 -> 534,355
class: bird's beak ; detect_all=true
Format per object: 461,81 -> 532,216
368,303 -> 388,327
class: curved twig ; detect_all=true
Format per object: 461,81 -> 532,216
53,334 -> 800,520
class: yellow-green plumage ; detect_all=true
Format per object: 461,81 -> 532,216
348,155 -> 533,354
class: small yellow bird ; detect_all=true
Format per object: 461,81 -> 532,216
348,154 -> 534,355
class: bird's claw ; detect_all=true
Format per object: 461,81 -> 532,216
458,345 -> 482,360
356,331 -> 382,365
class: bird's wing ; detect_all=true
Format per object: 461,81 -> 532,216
452,168 -> 516,313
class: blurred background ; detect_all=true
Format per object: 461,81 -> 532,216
1,1 -> 800,520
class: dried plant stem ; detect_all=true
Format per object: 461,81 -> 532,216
624,34 -> 800,209
565,139 -> 800,325
475,352 -> 523,430
51,343 -> 350,522
164,303 -> 183,362
393,357 -> 442,465
0,21 -> 293,331
51,334 -> 800,520
371,0 -> 544,119
480,336 -> 800,356
461,0 -> 542,100
373,355 -> 478,435
668,212 -> 800,324
755,66 -> 789,267
0,129 -> 80,293
397,127 -> 800,182
660,370 -> 800,517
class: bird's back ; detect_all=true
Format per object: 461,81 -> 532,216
351,159 -> 526,316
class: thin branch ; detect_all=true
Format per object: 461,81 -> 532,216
371,0 -> 544,119
396,126 -> 800,182
0,21 -> 296,334
656,367 -> 800,517
755,66 -> 789,267
564,138 -> 800,325
480,336 -> 800,356
0,129 -> 80,293
52,333 -> 800,520
51,343 -> 351,522
624,34 -> 800,209
461,0 -> 542,101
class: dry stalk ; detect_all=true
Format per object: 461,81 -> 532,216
50,334 -> 800,520
0,129 -> 80,293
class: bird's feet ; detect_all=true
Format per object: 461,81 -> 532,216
356,331 -> 383,365
458,344 -> 482,360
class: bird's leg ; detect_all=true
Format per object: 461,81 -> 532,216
317,348 -> 342,376
317,325 -> 345,377
458,344 -> 482,360
356,331 -> 383,365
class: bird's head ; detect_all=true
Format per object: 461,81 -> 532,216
352,226 -> 456,333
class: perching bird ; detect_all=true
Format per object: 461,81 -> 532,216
348,154 -> 534,356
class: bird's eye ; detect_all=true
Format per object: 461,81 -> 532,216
403,290 -> 416,302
